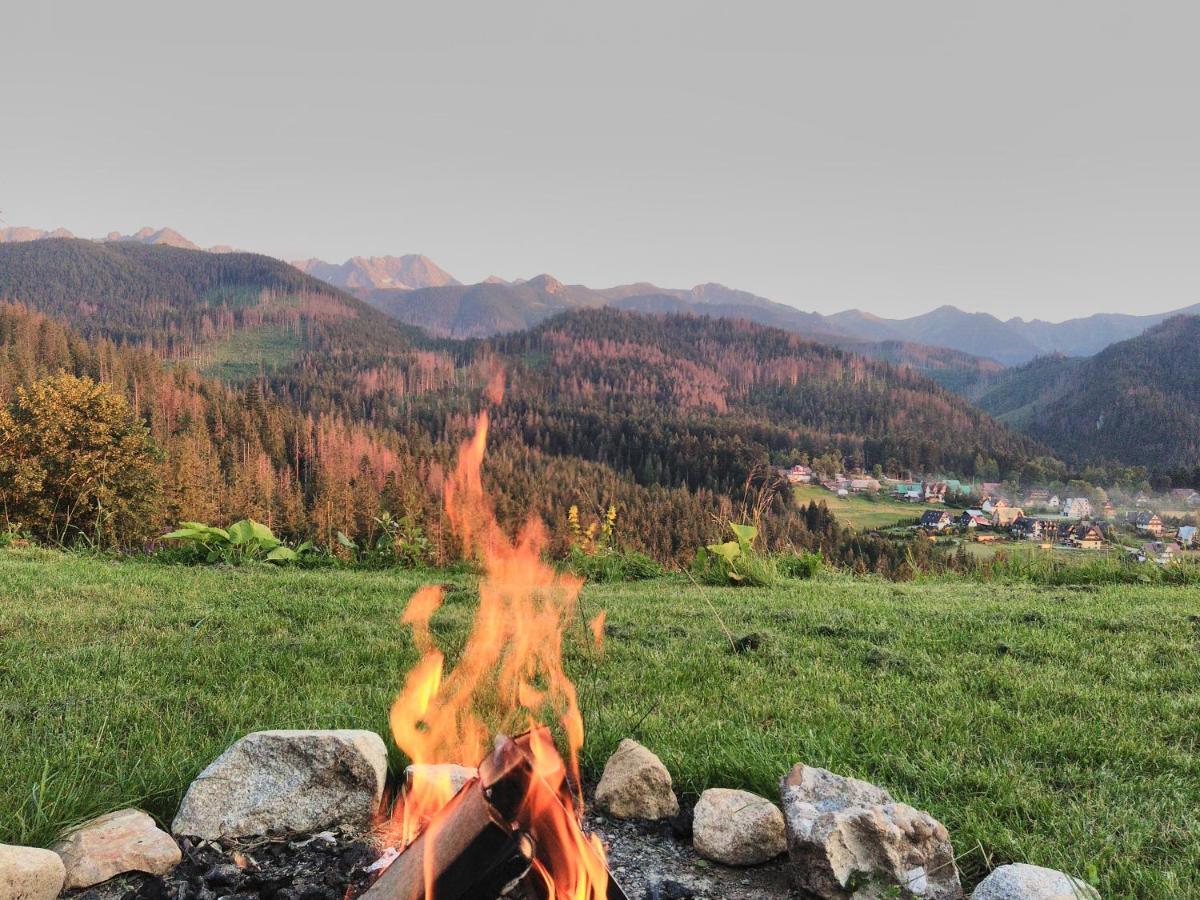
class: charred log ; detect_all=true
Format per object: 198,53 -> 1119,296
362,732 -> 628,900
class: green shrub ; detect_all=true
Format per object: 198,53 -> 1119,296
161,519 -> 320,566
0,523 -> 31,549
564,546 -> 663,583
337,512 -> 430,568
692,522 -> 779,587
777,550 -> 823,579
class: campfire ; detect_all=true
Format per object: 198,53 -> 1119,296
367,380 -> 626,900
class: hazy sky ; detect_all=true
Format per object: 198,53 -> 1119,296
3,1 -> 1199,320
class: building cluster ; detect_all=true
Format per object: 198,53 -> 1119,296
781,463 -> 1198,562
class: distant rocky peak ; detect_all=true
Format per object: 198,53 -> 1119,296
526,274 -> 565,294
105,227 -> 201,250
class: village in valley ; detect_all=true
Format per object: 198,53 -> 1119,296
782,463 -> 1200,563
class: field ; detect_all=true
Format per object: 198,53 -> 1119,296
2,550 -> 1199,896
200,324 -> 303,381
791,483 -> 937,530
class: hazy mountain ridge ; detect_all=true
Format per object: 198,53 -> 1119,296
827,303 -> 1200,365
364,276 -> 1001,389
0,224 -> 235,253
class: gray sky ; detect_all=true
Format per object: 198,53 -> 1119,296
3,1 -> 1198,320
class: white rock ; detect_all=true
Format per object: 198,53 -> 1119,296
54,808 -> 181,888
403,763 -> 478,796
172,729 -> 389,839
780,763 -> 962,899
971,863 -> 1100,900
692,788 -> 786,866
0,843 -> 66,900
594,739 -> 679,820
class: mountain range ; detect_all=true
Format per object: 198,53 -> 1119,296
0,238 -> 1048,477
4,224 -> 1193,367
823,304 -> 1200,365
369,275 -> 1200,367
2,226 -> 1197,475
0,237 -> 1069,568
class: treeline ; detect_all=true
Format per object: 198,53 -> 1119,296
0,304 -> 940,576
0,305 -> 749,563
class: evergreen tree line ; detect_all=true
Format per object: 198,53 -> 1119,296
0,303 -> 938,575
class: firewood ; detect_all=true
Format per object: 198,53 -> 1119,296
359,782 -> 532,900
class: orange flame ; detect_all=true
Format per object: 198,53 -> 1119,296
384,380 -> 607,897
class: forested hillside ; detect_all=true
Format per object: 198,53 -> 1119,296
0,238 -> 420,376
485,309 -> 1058,489
973,354 -> 1087,427
988,317 -> 1200,475
0,242 -> 1069,570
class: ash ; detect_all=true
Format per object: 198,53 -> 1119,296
63,826 -> 379,900
585,803 -> 798,900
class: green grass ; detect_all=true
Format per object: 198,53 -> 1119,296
201,325 -> 302,381
792,484 -> 938,530
2,549 -> 1199,896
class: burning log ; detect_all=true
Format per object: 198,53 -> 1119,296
362,731 -> 628,900
359,781 -> 533,899
370,394 -> 625,900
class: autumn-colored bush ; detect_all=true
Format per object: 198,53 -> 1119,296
0,374 -> 160,546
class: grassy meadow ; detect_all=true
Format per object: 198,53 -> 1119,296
2,548 -> 1199,896
790,483 -> 935,530
200,324 -> 303,381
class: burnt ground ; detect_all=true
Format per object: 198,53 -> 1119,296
62,826 -> 379,900
64,795 -> 796,900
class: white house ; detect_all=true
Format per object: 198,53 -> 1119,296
1061,497 -> 1093,520
785,464 -> 813,484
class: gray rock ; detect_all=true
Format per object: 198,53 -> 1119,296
780,763 -> 962,899
172,730 -> 388,839
54,808 -> 181,888
0,843 -> 66,900
594,739 -> 679,820
971,863 -> 1100,899
692,788 -> 786,866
